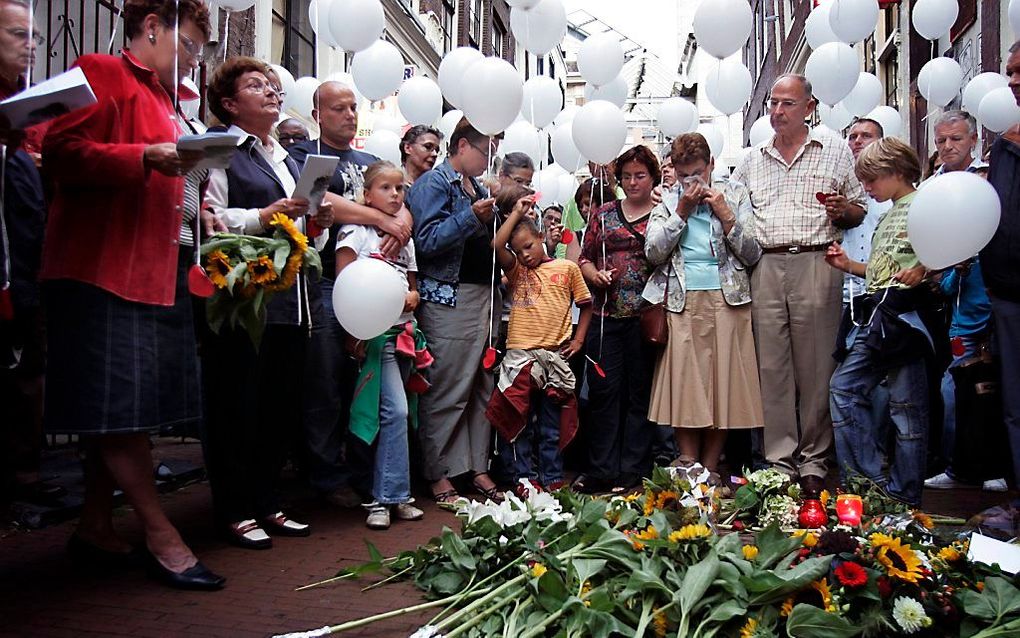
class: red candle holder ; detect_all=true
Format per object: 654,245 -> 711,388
836,494 -> 863,526
798,498 -> 827,529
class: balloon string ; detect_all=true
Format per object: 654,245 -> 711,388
107,3 -> 121,54
487,142 -> 496,349
597,163 -> 607,362
26,0 -> 32,86
315,15 -> 321,155
0,145 -> 9,291
223,10 -> 230,62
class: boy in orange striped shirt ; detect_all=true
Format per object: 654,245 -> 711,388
485,185 -> 593,497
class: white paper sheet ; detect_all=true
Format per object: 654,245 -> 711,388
177,131 -> 243,170
292,154 -> 339,212
0,67 -> 97,129
968,532 -> 1020,575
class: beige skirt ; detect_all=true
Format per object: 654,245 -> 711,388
648,290 -> 764,429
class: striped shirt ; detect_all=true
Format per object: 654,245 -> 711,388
732,126 -> 866,249
506,258 -> 592,351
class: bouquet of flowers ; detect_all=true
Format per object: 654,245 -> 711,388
729,468 -> 802,529
201,213 -> 321,345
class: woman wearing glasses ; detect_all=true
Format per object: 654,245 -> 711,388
201,57 -> 335,550
40,0 -> 223,589
400,124 -> 443,186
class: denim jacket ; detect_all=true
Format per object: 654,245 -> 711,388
406,158 -> 488,284
641,177 -> 761,312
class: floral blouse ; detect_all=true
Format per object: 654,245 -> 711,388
579,200 -> 653,318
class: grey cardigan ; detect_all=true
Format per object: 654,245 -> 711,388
641,177 -> 762,313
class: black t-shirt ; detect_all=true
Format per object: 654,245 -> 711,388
456,184 -> 501,285
289,140 -> 378,280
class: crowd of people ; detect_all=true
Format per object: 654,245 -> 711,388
3,0 -> 1020,593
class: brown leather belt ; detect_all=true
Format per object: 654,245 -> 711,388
761,244 -> 829,255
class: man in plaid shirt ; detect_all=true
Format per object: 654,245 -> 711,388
732,74 -> 867,496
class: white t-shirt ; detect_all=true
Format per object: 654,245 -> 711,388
335,223 -> 417,323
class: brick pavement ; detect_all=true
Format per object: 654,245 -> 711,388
0,438 -> 1015,638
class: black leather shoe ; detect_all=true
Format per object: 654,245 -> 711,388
15,481 -> 68,505
800,474 -> 826,498
67,533 -> 141,570
145,553 -> 226,591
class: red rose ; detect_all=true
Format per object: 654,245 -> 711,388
834,561 -> 868,587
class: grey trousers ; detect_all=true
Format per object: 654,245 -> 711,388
750,251 -> 842,479
416,283 -> 501,482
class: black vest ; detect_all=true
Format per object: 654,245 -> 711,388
225,138 -> 325,326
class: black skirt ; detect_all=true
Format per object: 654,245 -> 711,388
43,249 -> 202,436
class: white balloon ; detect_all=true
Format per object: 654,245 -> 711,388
351,40 -> 404,102
460,57 -> 524,135
398,76 -> 443,126
979,87 -> 1020,133
521,76 -> 563,129
917,57 -> 964,107
1012,0 -> 1020,36
501,121 -> 542,165
818,102 -> 853,131
438,109 -> 464,148
843,72 -> 883,117
333,259 -> 408,340
805,42 -> 860,105
270,64 -> 296,110
908,171 -> 1001,270
827,0 -> 879,44
438,47 -> 483,110
572,100 -> 626,165
537,168 -> 560,209
554,106 -> 579,126
962,72 -> 1009,113
217,0 -> 254,10
912,0 -> 959,41
704,61 -> 752,116
180,77 -> 200,120
323,72 -> 369,109
805,3 -> 839,49
748,115 -> 774,147
510,0 -> 567,57
578,32 -> 624,88
363,129 -> 402,165
696,123 -> 725,160
507,0 -> 542,8
583,75 -> 628,109
865,105 -> 903,138
657,98 -> 698,137
309,0 -> 338,47
329,0 -> 383,52
557,173 -> 579,208
372,116 -> 403,135
551,121 -> 585,172
290,76 -> 321,119
692,0 -> 752,59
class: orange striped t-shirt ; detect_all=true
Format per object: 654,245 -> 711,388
506,258 -> 592,351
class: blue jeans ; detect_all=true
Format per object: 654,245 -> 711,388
990,294 -> 1020,486
501,391 -> 564,486
830,325 -> 929,505
373,342 -> 413,504
939,334 -> 983,474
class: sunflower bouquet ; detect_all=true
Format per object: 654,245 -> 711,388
201,213 -> 321,345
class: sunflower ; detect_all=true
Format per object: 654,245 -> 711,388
937,546 -> 961,563
740,618 -> 759,638
205,250 -> 233,288
792,529 -> 819,548
781,579 -> 836,616
869,532 -> 896,549
267,251 -> 303,292
669,524 -> 712,542
529,563 -> 547,578
652,606 -> 668,638
655,490 -> 679,510
912,511 -> 935,530
819,489 -> 831,507
247,255 -> 279,285
742,545 -> 759,561
643,490 -> 656,516
876,537 -> 924,583
270,212 -> 308,253
630,525 -> 659,550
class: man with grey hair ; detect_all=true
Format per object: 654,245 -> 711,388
732,73 -> 867,496
931,110 -> 984,176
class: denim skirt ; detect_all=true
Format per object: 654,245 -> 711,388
43,250 -> 201,436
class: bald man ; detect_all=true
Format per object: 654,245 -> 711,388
732,74 -> 866,495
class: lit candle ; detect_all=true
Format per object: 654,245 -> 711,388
836,494 -> 863,526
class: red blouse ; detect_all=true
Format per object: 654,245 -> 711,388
40,51 -> 188,306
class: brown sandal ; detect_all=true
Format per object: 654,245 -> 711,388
472,473 -> 505,503
432,489 -> 462,505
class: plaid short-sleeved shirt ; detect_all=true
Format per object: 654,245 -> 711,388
732,127 -> 867,249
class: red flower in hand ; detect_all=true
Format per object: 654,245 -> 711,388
834,561 -> 868,588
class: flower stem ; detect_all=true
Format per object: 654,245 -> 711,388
518,607 -> 568,638
282,591 -> 484,636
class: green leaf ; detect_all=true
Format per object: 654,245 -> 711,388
365,540 -> 383,564
744,555 -> 833,606
536,570 -> 569,613
704,599 -> 748,624
754,523 -> 805,570
971,616 -> 1020,638
621,568 -> 671,599
440,530 -> 476,572
429,570 -> 465,595
962,577 -> 1020,623
571,558 -> 607,586
273,243 -> 290,272
785,604 -> 861,637
225,261 -> 247,291
677,552 -> 721,616
734,484 -> 760,512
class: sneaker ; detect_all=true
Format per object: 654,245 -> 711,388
365,505 -> 390,530
394,502 -> 424,521
924,472 -> 976,489
983,478 -> 1009,492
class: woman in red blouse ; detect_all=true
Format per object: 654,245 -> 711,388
40,0 -> 224,589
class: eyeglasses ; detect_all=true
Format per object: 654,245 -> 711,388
4,27 -> 43,47
767,98 -> 802,110
469,139 -> 498,157
241,79 -> 286,100
510,175 -> 532,186
416,142 -> 441,153
178,32 -> 204,62
279,134 -> 308,143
